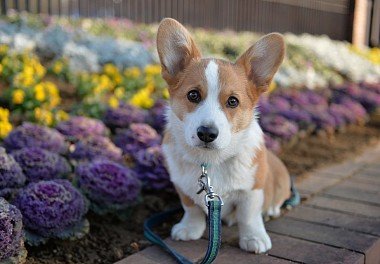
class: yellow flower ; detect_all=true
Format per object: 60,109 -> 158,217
34,108 -> 53,126
12,89 -> 25,104
34,63 -> 46,78
124,67 -> 141,78
0,64 -> 3,75
162,88 -> 170,99
49,96 -> 61,108
114,87 -> 125,98
144,64 -> 161,76
34,84 -> 46,101
0,44 -> 9,55
108,96 -> 119,109
52,61 -> 63,74
130,88 -> 154,109
268,81 -> 277,93
0,107 -> 10,122
56,110 -> 69,122
0,121 -> 12,139
44,82 -> 59,96
103,64 -> 119,76
23,65 -> 34,77
113,73 -> 122,85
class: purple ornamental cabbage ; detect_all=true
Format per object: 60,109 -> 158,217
332,96 -> 367,124
360,82 -> 380,95
113,123 -> 161,156
259,115 -> 299,141
147,99 -> 167,133
335,83 -> 380,113
56,116 -> 107,139
0,198 -> 26,263
133,145 -> 172,190
278,107 -> 313,131
69,136 -> 123,162
103,102 -> 147,130
0,147 -> 26,199
12,147 -> 71,183
75,160 -> 141,214
4,123 -> 68,154
13,179 -> 89,244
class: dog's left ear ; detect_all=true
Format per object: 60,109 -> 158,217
157,18 -> 201,85
236,33 -> 285,92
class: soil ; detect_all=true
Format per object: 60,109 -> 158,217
25,124 -> 380,264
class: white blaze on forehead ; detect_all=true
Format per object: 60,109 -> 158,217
205,60 -> 219,94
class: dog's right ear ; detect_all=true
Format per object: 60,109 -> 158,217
157,18 -> 201,85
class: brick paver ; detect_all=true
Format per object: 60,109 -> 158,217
117,143 -> 380,264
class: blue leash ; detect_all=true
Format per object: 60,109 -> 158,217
144,200 -> 222,264
144,163 -> 223,264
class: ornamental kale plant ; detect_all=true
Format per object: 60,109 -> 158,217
147,99 -> 167,133
0,147 -> 26,199
0,198 -> 27,263
56,116 -> 107,139
113,123 -> 161,156
75,160 -> 141,215
12,147 -> 71,183
133,145 -> 171,190
103,102 -> 147,130
259,115 -> 299,141
4,123 -> 68,154
69,135 -> 123,162
13,179 -> 89,245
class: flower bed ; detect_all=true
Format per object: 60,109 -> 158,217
0,12 -> 380,264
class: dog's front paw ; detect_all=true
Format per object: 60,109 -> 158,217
239,232 -> 272,254
171,221 -> 205,241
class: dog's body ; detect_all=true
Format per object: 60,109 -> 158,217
158,18 -> 291,254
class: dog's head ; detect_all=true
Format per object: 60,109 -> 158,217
157,18 -> 284,154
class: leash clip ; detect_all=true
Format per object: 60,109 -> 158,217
197,164 -> 223,207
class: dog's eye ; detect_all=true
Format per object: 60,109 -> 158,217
187,90 -> 201,103
227,96 -> 239,108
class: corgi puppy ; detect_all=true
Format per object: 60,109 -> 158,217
158,18 -> 291,254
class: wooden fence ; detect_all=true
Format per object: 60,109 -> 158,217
1,0 -> 355,41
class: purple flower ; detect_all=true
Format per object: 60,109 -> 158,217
75,160 -> 141,214
12,147 -> 71,183
0,198 -> 24,262
279,107 -> 313,130
333,96 -> 367,123
4,123 -> 67,154
133,146 -> 171,190
259,115 -> 299,140
13,180 -> 88,239
264,134 -> 281,154
69,136 -> 123,162
147,100 -> 167,133
103,103 -> 147,130
0,147 -> 26,199
113,123 -> 161,155
334,83 -> 380,113
56,116 -> 107,139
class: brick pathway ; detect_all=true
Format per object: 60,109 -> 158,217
117,143 -> 380,264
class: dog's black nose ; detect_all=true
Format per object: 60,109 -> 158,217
197,126 -> 219,143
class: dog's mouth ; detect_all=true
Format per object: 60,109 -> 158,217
195,143 -> 217,150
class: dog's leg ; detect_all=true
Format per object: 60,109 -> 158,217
171,187 -> 206,240
171,205 -> 206,240
236,189 -> 272,253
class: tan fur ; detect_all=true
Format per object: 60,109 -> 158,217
252,146 -> 291,212
217,61 -> 259,132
